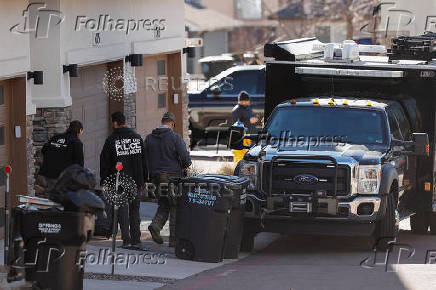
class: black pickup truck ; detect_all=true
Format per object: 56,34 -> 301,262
229,35 -> 436,251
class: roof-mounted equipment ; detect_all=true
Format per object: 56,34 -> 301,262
388,32 -> 436,62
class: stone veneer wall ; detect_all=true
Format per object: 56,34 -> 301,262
124,96 -> 136,130
32,107 -> 72,191
182,84 -> 190,147
26,115 -> 36,196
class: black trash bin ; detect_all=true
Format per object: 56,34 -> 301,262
7,165 -> 104,290
175,175 -> 248,263
8,207 -> 95,290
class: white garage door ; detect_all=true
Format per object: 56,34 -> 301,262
71,64 -> 110,184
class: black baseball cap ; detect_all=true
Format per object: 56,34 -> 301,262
238,91 -> 250,101
162,112 -> 176,123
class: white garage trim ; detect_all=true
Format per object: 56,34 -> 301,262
66,42 -> 129,66
133,36 -> 184,55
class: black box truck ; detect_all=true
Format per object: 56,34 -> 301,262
229,34 -> 436,251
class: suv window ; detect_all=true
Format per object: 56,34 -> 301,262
217,70 -> 259,96
388,103 -> 412,140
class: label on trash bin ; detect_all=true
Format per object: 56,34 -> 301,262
38,222 -> 62,234
187,191 -> 216,207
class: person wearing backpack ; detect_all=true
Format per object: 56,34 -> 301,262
145,112 -> 191,247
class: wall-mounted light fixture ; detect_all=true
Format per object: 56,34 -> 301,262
27,71 -> 44,85
63,64 -> 79,77
183,47 -> 196,58
125,54 -> 143,67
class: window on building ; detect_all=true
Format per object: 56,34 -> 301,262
158,93 -> 166,108
157,60 -> 166,76
0,126 -> 4,145
0,86 -> 3,105
235,0 -> 262,20
185,0 -> 202,7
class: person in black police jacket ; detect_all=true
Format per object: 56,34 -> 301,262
146,112 -> 192,247
100,111 -> 148,249
37,120 -> 84,195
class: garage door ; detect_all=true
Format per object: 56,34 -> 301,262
136,55 -> 168,137
71,64 -> 110,184
0,80 -> 10,202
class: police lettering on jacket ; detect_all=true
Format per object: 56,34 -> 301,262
115,138 -> 142,156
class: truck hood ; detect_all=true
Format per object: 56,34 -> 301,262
247,143 -> 387,165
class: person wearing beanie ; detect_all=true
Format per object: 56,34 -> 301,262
232,91 -> 259,133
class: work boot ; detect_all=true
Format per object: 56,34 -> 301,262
120,241 -> 131,249
130,242 -> 149,251
148,224 -> 163,244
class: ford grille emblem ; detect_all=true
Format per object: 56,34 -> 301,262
293,174 -> 319,185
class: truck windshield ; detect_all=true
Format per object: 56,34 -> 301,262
266,106 -> 387,145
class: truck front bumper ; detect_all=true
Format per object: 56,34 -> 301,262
244,194 -> 384,236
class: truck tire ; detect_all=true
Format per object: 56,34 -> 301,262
374,191 -> 398,251
410,212 -> 429,234
430,213 -> 436,235
240,232 -> 256,252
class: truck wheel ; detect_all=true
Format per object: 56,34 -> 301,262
410,212 -> 429,234
430,213 -> 436,235
240,232 -> 256,252
374,191 -> 398,251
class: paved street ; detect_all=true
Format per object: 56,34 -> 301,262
2,196 -> 436,290
158,221 -> 436,290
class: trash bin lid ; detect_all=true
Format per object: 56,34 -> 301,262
184,174 -> 249,190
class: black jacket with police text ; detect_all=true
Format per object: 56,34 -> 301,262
144,126 -> 191,175
100,128 -> 148,188
39,133 -> 84,179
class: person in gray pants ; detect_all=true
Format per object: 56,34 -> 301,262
144,112 -> 191,247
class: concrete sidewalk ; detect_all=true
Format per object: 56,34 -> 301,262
0,202 -> 277,289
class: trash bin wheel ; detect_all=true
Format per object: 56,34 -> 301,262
176,239 -> 195,260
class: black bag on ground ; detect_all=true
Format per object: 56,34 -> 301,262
51,164 -> 96,194
48,165 -> 104,214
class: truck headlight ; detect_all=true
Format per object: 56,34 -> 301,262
357,165 -> 381,194
239,161 -> 258,190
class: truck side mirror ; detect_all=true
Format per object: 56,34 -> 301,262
412,133 -> 429,156
228,125 -> 245,150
